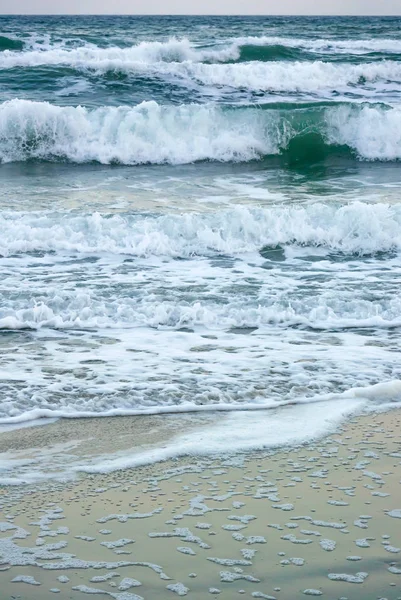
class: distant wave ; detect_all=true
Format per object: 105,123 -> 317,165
169,60 -> 401,94
1,44 -> 400,98
1,99 -> 401,164
2,36 -> 401,67
230,35 -> 401,56
0,38 -> 238,68
237,44 -> 316,63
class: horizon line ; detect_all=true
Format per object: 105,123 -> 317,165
0,13 -> 400,17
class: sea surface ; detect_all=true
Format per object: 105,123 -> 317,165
1,15 -> 401,480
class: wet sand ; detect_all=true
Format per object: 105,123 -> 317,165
1,410 -> 401,600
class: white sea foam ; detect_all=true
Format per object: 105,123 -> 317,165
0,202 -> 400,259
2,388 -> 397,484
1,201 -> 401,330
0,194 -> 399,434
1,286 -> 401,332
0,381 -> 400,427
168,60 -> 401,94
327,104 -> 401,161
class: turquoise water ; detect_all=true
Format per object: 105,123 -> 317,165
0,17 -> 401,476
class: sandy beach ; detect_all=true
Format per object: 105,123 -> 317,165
1,409 -> 400,600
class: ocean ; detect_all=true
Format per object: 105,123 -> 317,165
1,15 -> 401,480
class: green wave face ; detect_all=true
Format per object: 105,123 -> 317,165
238,44 -> 318,63
236,43 -> 401,64
0,36 -> 24,51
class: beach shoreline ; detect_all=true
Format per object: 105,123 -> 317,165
1,409 -> 400,599
0,392 -> 378,485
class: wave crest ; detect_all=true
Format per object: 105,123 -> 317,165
0,38 -> 238,68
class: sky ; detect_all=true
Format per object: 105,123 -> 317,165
1,0 -> 401,15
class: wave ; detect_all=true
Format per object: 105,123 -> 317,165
2,41 -> 401,95
2,36 -> 401,69
0,99 -> 401,164
168,60 -> 401,94
1,381 -> 400,485
1,202 -> 401,259
235,44 -> 398,63
3,381 -> 401,485
1,381 -> 400,483
0,38 -> 238,69
230,35 -> 401,57
1,292 -> 401,332
0,35 -> 24,52
2,381 -> 400,426
237,44 -> 316,63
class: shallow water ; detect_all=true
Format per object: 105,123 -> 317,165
0,16 -> 401,481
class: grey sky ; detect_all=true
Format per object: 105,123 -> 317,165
1,0 -> 401,15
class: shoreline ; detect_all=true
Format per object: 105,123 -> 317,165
0,394 -> 372,485
0,410 -> 400,599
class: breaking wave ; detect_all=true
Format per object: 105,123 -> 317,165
0,38 -> 238,68
1,42 -> 401,95
1,99 -> 401,164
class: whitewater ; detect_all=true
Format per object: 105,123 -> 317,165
0,14 -> 401,484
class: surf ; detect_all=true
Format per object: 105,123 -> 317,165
1,99 -> 401,164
